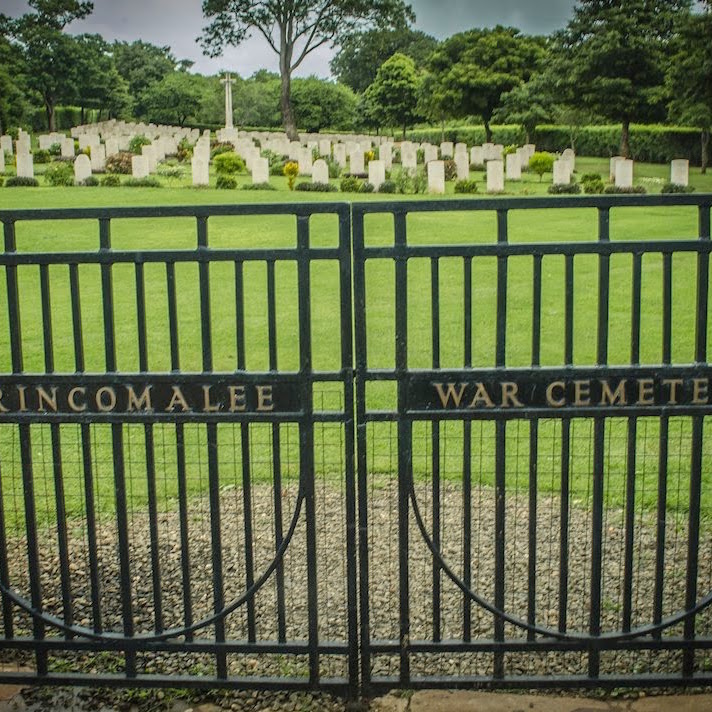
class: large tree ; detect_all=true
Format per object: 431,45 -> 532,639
331,26 -> 437,93
0,35 -> 30,134
367,52 -> 421,138
425,27 -> 546,143
666,5 -> 712,172
199,0 -> 414,139
1,0 -> 94,131
142,71 -> 208,127
291,77 -> 357,132
494,72 -> 554,144
551,0 -> 692,158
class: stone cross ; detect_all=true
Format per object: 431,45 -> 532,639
221,72 -> 236,130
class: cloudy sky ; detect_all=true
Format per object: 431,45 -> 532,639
3,0 -> 578,77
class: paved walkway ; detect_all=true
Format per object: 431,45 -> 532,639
370,691 -> 712,712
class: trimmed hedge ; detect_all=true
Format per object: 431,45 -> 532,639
405,124 -> 705,166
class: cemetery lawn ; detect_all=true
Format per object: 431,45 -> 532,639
1,156 -> 712,529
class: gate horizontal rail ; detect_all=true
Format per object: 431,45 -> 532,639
0,195 -> 711,698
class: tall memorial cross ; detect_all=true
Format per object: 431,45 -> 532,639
221,72 -> 235,130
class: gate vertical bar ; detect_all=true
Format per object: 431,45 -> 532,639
431,257 -> 441,644
462,256 -> 472,643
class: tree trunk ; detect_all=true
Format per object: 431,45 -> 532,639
440,118 -> 445,143
280,70 -> 298,141
620,119 -> 631,158
45,100 -> 55,132
484,119 -> 492,143
702,129 -> 709,175
80,106 -> 85,125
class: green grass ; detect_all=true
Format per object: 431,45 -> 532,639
1,156 -> 712,531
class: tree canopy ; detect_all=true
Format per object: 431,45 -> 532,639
550,0 -> 692,157
199,0 -> 414,139
331,26 -> 437,93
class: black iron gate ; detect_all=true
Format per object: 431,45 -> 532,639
1,195 -> 712,697
0,204 -> 357,695
353,195 -> 712,692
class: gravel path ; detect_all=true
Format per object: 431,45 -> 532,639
0,477 -> 710,706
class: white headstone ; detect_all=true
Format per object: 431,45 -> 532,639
455,143 -> 468,157
401,144 -> 417,171
487,160 -> 504,193
90,143 -> 106,172
132,155 -> 149,179
427,161 -> 445,194
1,135 -> 13,155
610,156 -> 624,182
470,146 -> 484,166
349,150 -> 364,175
455,153 -> 470,181
319,139 -> 331,157
440,142 -> 454,158
191,155 -> 209,186
524,144 -> 536,162
615,159 -> 634,188
381,143 -> 393,170
423,144 -> 438,164
104,138 -> 119,157
506,153 -> 521,181
16,151 -> 34,179
312,159 -> 329,184
482,143 -> 495,161
333,144 -> 346,167
38,135 -> 53,150
671,159 -> 689,187
298,147 -> 313,176
61,137 -> 75,159
142,144 -> 157,173
251,157 -> 269,184
552,159 -> 572,185
0,148 -> 4,174
368,160 -> 386,191
74,154 -> 92,184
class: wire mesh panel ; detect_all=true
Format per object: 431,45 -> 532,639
0,204 -> 357,696
353,195 -> 712,693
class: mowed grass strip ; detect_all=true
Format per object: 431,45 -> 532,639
0,158 -> 711,531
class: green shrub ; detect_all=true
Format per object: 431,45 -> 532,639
157,165 -> 183,180
360,182 -> 375,193
284,161 -> 299,190
412,168 -> 428,194
503,144 -> 518,156
216,175 -> 237,189
105,151 -> 133,175
416,148 -> 425,164
470,163 -> 485,172
392,148 -> 401,164
128,135 -> 151,154
378,180 -> 396,194
443,159 -> 457,181
210,142 -> 234,159
326,157 -> 342,179
529,152 -> 555,181
48,142 -> 61,156
604,185 -> 647,194
100,174 -> 121,187
242,182 -> 277,191
454,179 -> 478,194
34,149 -> 51,164
177,138 -> 192,162
82,176 -> 100,187
340,176 -> 362,193
295,181 -> 338,192
213,152 -> 245,175
548,183 -> 582,194
583,178 -> 605,194
661,182 -> 695,194
581,172 -> 603,182
44,161 -> 74,186
5,176 -> 39,187
124,177 -> 161,188
0,178 -> 4,187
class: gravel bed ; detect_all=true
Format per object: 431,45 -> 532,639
0,477 -> 710,708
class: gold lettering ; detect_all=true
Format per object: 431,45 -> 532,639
546,381 -> 566,407
662,379 -> 683,405
573,380 -> 591,406
127,385 -> 152,412
693,378 -> 709,405
68,387 -> 87,412
165,386 -> 190,412
468,383 -> 495,408
36,386 -> 58,412
229,385 -> 246,412
434,382 -> 467,408
95,386 -> 117,412
0,388 -> 8,413
599,380 -> 627,406
17,386 -> 27,412
637,379 -> 655,405
202,385 -> 220,412
500,382 -> 523,408
257,385 -> 274,412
